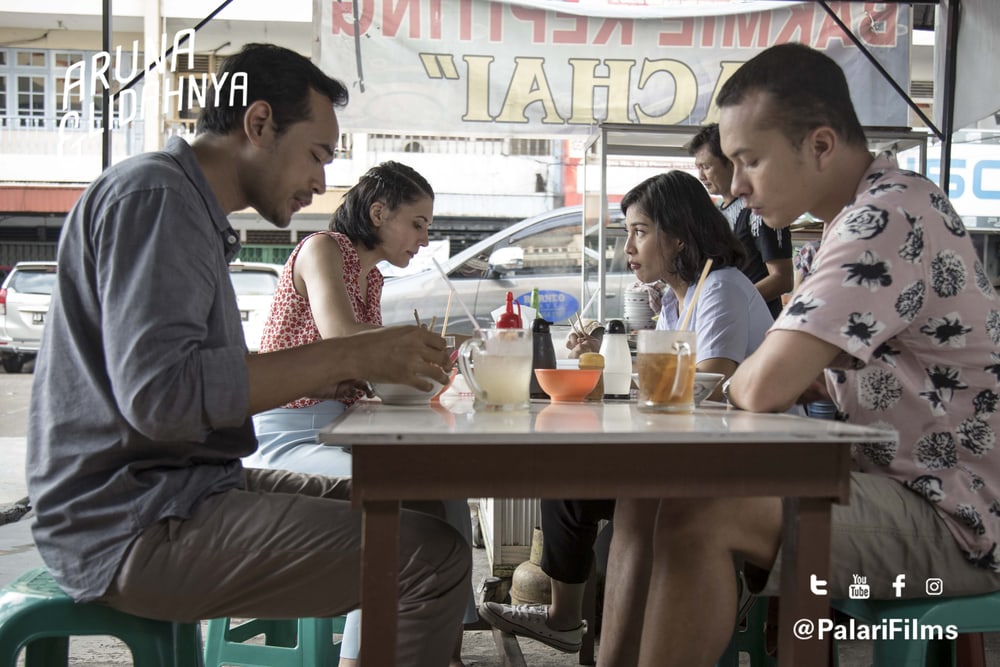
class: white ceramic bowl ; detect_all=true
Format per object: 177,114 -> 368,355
693,372 -> 725,405
631,371 -> 726,406
373,380 -> 443,406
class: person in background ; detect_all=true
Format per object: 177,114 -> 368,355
245,160 -> 476,667
479,170 -> 773,655
26,43 -> 469,667
689,123 -> 794,318
600,42 -> 1000,667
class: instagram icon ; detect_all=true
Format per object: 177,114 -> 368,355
925,578 -> 944,596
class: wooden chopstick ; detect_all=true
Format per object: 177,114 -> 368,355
413,308 -> 422,327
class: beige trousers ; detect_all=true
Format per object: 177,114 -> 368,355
101,467 -> 471,667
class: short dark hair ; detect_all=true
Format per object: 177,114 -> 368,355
687,123 -> 730,166
716,42 -> 867,149
197,43 -> 349,136
620,170 -> 744,285
330,161 -> 435,250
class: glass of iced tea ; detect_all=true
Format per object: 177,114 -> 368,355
636,329 -> 697,413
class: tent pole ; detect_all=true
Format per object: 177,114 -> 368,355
939,0 -> 961,192
102,0 -> 112,171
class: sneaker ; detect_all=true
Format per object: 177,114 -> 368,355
478,601 -> 586,653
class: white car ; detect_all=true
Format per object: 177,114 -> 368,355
380,205 -> 629,335
0,261 -> 57,373
229,262 -> 283,353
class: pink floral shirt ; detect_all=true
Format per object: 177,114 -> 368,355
260,231 -> 383,409
777,153 -> 1000,571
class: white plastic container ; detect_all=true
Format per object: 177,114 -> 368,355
599,319 -> 632,398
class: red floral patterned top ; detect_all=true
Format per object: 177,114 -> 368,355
260,231 -> 383,408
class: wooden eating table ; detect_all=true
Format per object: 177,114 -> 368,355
318,398 -> 896,666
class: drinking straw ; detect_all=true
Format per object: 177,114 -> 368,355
441,291 -> 454,337
432,258 -> 482,332
579,287 -> 602,319
678,258 -> 713,332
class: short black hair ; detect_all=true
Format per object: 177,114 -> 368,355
620,170 -> 744,285
716,42 -> 867,149
330,161 -> 435,250
197,43 -> 349,136
687,123 -> 730,166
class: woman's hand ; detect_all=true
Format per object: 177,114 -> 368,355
566,331 -> 600,359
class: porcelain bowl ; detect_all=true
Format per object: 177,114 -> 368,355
693,372 -> 726,405
534,368 -> 602,402
373,380 -> 444,406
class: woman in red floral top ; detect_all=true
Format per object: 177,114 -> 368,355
245,162 -> 474,667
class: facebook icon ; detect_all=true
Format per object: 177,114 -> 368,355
892,574 -> 907,598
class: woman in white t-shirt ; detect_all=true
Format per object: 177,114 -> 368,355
480,170 -> 775,656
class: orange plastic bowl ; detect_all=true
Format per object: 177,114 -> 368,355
534,368 -> 603,403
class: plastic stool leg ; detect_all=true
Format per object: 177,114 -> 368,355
23,637 -> 69,667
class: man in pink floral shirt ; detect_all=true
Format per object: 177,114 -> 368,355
597,42 -> 1000,667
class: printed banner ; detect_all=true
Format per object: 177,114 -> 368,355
317,0 -> 911,135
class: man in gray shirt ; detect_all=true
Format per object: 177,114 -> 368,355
27,43 -> 469,666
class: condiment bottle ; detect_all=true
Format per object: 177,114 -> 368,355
599,319 -> 632,399
578,352 -> 605,402
530,316 -> 557,398
497,291 -> 523,329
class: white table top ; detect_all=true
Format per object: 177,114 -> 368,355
319,398 -> 897,446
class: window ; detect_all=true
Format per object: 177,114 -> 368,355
53,51 -> 88,122
10,269 -> 57,296
229,270 -> 279,296
507,221 -> 584,276
16,51 -> 45,68
16,75 -> 45,126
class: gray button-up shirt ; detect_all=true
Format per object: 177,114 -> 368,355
27,137 -> 253,601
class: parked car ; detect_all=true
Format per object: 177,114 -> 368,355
0,261 -> 57,373
229,261 -> 283,353
380,205 -> 629,335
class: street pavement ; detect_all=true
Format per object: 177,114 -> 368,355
3,369 -> 1000,665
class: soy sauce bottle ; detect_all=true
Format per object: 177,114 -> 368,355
529,299 -> 556,398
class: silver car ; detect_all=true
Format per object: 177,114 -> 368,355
229,261 -> 283,353
380,205 -> 629,335
0,261 -> 57,373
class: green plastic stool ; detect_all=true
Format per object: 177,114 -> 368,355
717,596 -> 775,667
832,594 -> 999,666
203,616 -> 346,667
0,567 -> 203,667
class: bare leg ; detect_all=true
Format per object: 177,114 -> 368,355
636,497 -> 782,667
450,624 -> 466,667
548,579 -> 587,629
597,498 -> 657,667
